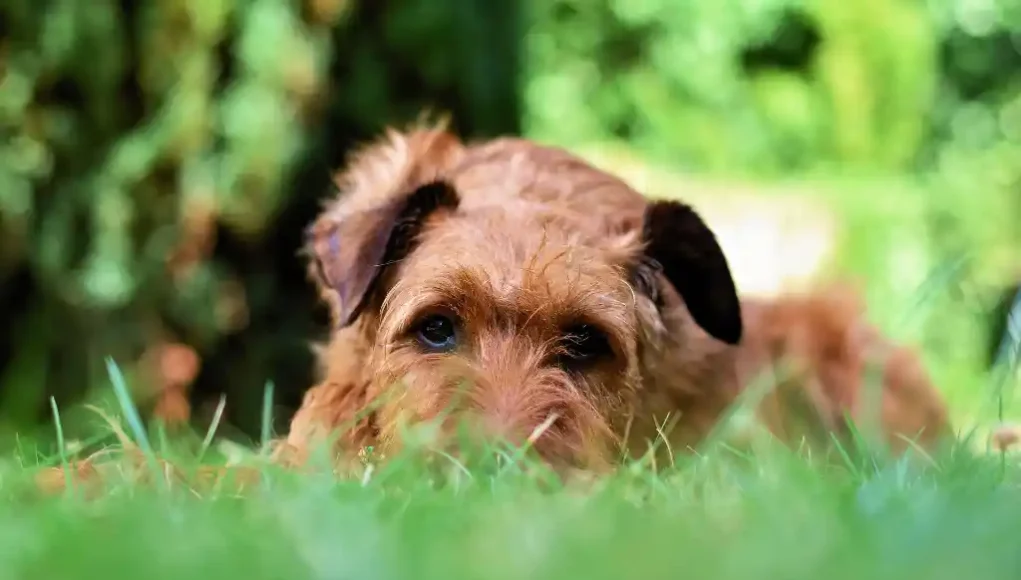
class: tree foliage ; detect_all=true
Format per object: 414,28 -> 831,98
0,0 -> 1016,441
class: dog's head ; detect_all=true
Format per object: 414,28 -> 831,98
303,124 -> 742,469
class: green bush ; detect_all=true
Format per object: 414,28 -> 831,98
525,0 -> 1020,393
0,0 -> 1017,444
0,0 -> 520,441
525,0 -> 1021,182
525,0 -> 940,174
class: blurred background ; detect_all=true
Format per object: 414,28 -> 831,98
0,0 -> 1018,450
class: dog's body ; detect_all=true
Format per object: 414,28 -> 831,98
731,290 -> 949,454
277,123 -> 951,471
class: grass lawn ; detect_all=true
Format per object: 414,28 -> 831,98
4,355 -> 1020,580
9,445 -> 1021,580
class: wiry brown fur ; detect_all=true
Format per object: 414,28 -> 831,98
278,121 -> 952,473
731,286 -> 951,454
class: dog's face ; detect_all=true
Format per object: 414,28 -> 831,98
304,128 -> 743,469
369,202 -> 648,468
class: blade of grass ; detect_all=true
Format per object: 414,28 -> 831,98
198,395 -> 227,462
105,356 -> 165,491
49,396 -> 73,497
991,286 -> 1021,372
891,252 -> 971,336
969,288 -> 1021,433
260,380 -> 274,455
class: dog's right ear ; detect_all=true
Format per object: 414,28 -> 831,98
631,199 -> 743,345
305,180 -> 459,328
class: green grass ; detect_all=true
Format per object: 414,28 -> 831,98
8,447 -> 1021,580
2,349 -> 1019,580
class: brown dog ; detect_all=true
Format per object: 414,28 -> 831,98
276,121 -> 951,472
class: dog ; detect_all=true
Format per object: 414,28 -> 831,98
273,121 -> 952,473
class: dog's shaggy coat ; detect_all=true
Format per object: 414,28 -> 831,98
274,122 -> 951,471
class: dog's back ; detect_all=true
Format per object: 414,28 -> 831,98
734,285 -> 951,453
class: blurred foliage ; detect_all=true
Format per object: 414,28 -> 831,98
525,0 -> 1021,179
0,0 -> 1018,441
524,0 -> 1020,264
0,0 -> 520,441
525,0 -> 1021,404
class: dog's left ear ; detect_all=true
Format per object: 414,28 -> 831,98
631,199 -> 743,345
305,180 -> 459,328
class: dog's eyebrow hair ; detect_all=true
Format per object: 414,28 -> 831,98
520,294 -> 557,331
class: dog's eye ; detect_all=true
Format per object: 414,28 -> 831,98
415,314 -> 459,352
558,324 -> 612,368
